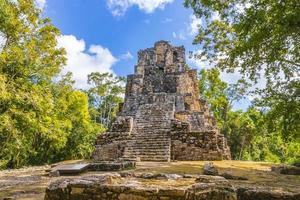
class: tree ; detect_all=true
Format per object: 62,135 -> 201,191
185,0 -> 300,141
198,68 -> 229,129
0,0 -> 101,169
185,0 -> 299,84
198,68 -> 249,133
87,72 -> 125,129
198,68 -> 299,164
0,0 -> 67,168
52,73 -> 102,161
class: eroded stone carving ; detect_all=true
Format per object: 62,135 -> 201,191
92,41 -> 231,162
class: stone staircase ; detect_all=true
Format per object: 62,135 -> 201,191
122,103 -> 173,161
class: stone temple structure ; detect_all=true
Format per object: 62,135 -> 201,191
93,41 -> 231,162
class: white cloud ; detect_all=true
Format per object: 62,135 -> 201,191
119,51 -> 133,60
35,0 -> 46,9
161,18 -> 173,23
188,14 -> 202,35
172,30 -> 186,40
188,49 -> 267,102
107,0 -> 174,16
173,14 -> 201,40
178,32 -> 186,40
172,32 -> 177,38
188,50 -> 243,84
57,35 -> 117,89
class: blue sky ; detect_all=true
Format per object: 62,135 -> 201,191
44,0 -> 200,77
38,0 -> 251,110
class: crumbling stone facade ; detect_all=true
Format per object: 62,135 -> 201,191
93,41 -> 231,162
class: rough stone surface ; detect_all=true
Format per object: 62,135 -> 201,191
44,173 -> 300,200
2,161 -> 300,200
44,173 -> 237,200
49,163 -> 90,176
237,188 -> 300,200
271,165 -> 300,175
89,161 -> 136,171
92,41 -> 231,162
203,162 -> 219,176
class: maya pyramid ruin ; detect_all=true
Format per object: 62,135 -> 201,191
93,41 -> 231,162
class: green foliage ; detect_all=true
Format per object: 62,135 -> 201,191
51,73 -> 103,161
187,0 -> 300,164
0,0 -> 101,169
184,0 -> 299,84
198,68 -> 230,130
199,68 -> 300,164
87,72 -> 125,129
185,0 -> 300,141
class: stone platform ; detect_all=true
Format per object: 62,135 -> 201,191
48,161 -> 136,176
45,174 -> 237,200
1,161 -> 300,200
44,171 -> 300,200
93,41 -> 231,162
49,163 -> 90,175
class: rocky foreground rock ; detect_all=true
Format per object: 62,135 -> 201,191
1,161 -> 299,200
44,173 -> 300,200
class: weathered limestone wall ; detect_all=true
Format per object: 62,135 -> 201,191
93,41 -> 231,162
170,119 -> 231,160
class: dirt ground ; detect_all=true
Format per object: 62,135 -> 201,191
1,160 -> 300,200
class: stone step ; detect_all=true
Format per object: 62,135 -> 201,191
129,134 -> 170,138
129,142 -> 169,145
135,121 -> 170,123
133,133 -> 169,135
135,122 -> 170,124
129,138 -> 169,141
129,139 -> 170,141
131,141 -> 170,144
130,136 -> 170,140
132,128 -> 170,136
127,145 -> 170,149
127,146 -> 169,151
129,135 -> 170,139
124,152 -> 170,155
132,131 -> 169,133
122,156 -> 169,162
136,120 -> 169,123
134,127 -> 170,130
134,130 -> 169,133
123,156 -> 169,160
127,146 -> 169,150
131,142 -> 170,145
123,152 -> 170,157
120,113 -> 172,162
124,153 -> 169,157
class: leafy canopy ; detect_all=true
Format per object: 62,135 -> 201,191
185,0 -> 300,85
185,0 -> 300,141
0,0 -> 101,169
